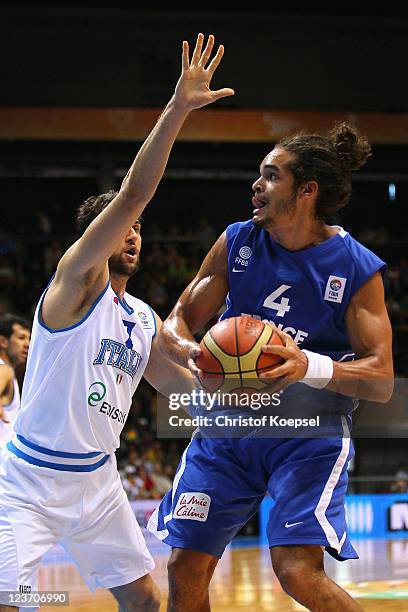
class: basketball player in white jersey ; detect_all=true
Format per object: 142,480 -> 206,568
0,314 -> 30,446
0,34 -> 234,611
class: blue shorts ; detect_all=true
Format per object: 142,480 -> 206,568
147,428 -> 358,561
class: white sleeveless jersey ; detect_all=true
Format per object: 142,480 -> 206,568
0,358 -> 20,446
14,281 -> 156,456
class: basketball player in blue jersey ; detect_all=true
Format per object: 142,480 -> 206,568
148,124 -> 394,610
0,34 -> 234,611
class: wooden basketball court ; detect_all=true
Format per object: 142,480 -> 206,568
39,537 -> 408,610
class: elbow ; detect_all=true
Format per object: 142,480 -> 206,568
373,375 -> 394,403
370,354 -> 394,403
378,379 -> 394,403
376,393 -> 393,405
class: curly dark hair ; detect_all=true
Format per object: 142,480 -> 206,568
277,122 -> 372,219
76,190 -> 119,235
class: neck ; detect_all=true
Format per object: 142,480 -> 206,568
268,218 -> 337,251
110,274 -> 128,300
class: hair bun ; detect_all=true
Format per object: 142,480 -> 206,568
328,121 -> 371,172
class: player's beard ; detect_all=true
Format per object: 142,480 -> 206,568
108,253 -> 140,278
253,191 -> 297,230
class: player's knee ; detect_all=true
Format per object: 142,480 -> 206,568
167,549 -> 217,590
273,556 -> 324,597
138,584 -> 160,612
272,545 -> 325,597
274,559 -> 306,595
111,574 -> 160,611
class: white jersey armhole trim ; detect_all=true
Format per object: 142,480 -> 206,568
38,278 -> 110,334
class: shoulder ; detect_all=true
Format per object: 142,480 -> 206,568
226,219 -> 254,236
0,362 -> 14,383
335,229 -> 387,300
123,293 -> 155,316
340,231 -> 386,272
226,219 -> 259,246
123,294 -> 158,337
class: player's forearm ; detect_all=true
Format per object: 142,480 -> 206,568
327,355 -> 394,403
158,315 -> 198,368
120,97 -> 189,206
153,361 -> 195,397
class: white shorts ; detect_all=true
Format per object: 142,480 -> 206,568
0,447 -> 154,603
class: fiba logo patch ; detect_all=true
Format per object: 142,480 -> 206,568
239,246 -> 252,260
324,275 -> 347,303
138,311 -> 152,329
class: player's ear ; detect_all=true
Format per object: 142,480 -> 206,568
0,335 -> 8,350
300,181 -> 318,198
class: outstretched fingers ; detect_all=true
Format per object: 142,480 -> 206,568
176,33 -> 234,110
210,87 -> 235,101
182,40 -> 190,71
190,32 -> 204,66
198,34 -> 215,67
206,44 -> 225,76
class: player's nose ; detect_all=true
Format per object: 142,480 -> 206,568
126,226 -> 138,241
252,176 -> 265,192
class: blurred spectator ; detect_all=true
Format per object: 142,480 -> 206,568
0,256 -> 14,286
121,465 -> 145,501
150,461 -> 173,496
34,208 -> 52,236
390,465 -> 408,493
358,226 -> 389,246
138,466 -> 158,499
195,217 -> 216,256
44,240 -> 64,277
0,297 -> 13,317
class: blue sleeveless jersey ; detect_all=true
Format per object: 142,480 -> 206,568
222,221 -> 385,361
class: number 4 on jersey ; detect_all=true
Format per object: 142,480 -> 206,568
263,284 -> 291,317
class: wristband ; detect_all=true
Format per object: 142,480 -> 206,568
300,350 -> 333,389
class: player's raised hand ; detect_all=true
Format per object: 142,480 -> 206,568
174,33 -> 235,112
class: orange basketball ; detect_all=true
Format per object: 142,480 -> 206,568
196,316 -> 283,393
